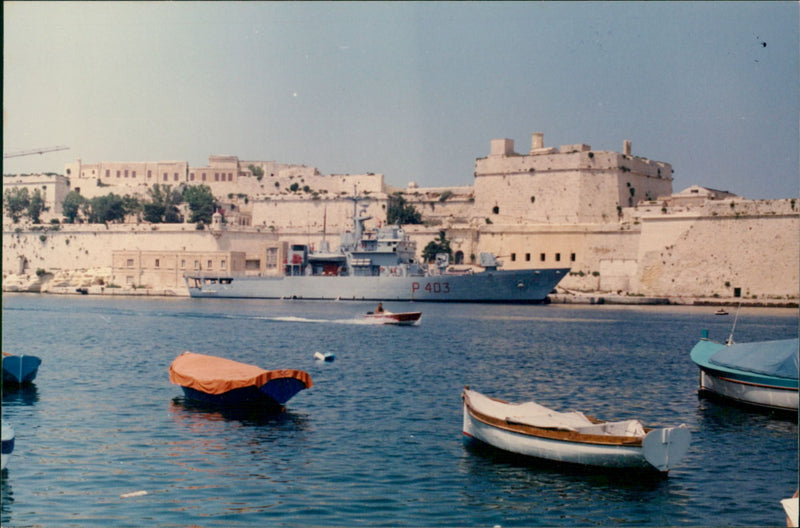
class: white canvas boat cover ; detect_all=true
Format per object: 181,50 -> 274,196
466,389 -> 645,434
710,338 -> 799,380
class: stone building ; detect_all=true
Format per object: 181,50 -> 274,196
2,173 -> 71,222
4,130 -> 798,301
474,134 -> 673,224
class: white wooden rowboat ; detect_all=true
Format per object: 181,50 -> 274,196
462,388 -> 691,473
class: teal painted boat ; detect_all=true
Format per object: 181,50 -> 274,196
690,336 -> 798,412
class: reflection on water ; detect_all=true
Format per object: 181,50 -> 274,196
696,396 -> 800,432
0,473 -> 13,515
695,391 -> 799,423
457,437 -> 693,526
169,397 -> 309,429
1,384 -> 39,406
1,296 -> 796,527
167,398 -> 313,477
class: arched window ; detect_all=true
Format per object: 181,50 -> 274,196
492,206 -> 499,214
455,251 -> 464,265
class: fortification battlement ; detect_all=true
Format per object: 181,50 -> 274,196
476,134 -> 672,181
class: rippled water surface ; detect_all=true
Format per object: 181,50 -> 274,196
2,295 -> 797,526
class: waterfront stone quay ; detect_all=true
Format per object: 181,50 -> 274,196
3,274 -> 796,309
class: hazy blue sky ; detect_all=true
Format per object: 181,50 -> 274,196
4,2 -> 798,199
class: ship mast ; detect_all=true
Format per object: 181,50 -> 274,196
322,205 -> 327,243
345,187 -> 371,249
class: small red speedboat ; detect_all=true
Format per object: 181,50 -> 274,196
364,311 -> 422,326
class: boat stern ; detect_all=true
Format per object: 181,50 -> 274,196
642,425 -> 691,472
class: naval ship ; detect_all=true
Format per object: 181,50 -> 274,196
185,202 -> 569,303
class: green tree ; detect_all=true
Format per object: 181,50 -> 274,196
248,164 -> 264,181
87,193 -> 126,223
182,184 -> 216,224
62,191 -> 86,223
27,188 -> 45,224
122,194 -> 142,221
3,187 -> 30,223
422,230 -> 453,263
387,193 -> 422,225
143,184 -> 182,223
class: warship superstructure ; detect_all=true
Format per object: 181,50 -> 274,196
186,200 -> 568,303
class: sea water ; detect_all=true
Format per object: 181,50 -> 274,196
1,295 -> 797,526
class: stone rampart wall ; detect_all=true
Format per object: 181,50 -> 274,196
3,202 -> 798,301
635,212 -> 798,299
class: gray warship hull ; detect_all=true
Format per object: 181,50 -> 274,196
186,268 -> 569,303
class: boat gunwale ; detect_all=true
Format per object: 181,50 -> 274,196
462,390 -> 648,447
704,369 -> 799,391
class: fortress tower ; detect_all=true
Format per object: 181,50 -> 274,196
474,133 -> 673,224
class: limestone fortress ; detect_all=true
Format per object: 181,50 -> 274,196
3,132 -> 798,304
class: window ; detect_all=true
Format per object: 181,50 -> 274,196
214,173 -> 219,181
540,253 -> 546,262
525,253 -> 531,262
207,260 -> 213,269
555,253 -> 561,262
492,206 -> 500,214
174,173 -> 179,181
570,253 -> 576,262
124,170 -> 129,178
190,173 -> 195,181
126,276 -> 134,285
147,170 -> 152,179
155,258 -> 160,268
221,260 -> 227,270
126,258 -> 134,267
132,171 -> 136,178
266,247 -> 278,269
117,170 -> 121,178
228,173 -> 233,181
180,259 -> 186,268
194,260 -> 200,270
163,173 -> 168,181
510,253 -> 516,262
105,169 -> 110,177
202,172 -> 207,181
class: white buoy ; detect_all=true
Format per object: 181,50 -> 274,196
314,351 -> 335,362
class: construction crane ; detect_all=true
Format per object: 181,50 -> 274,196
3,145 -> 70,159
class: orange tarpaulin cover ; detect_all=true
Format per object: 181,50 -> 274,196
169,351 -> 312,395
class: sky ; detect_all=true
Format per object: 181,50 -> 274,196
3,1 -> 798,200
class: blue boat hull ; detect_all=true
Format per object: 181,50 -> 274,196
1,420 -> 14,471
2,355 -> 42,385
180,377 -> 309,409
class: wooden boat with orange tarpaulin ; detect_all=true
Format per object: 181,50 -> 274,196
169,352 -> 312,409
